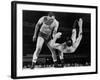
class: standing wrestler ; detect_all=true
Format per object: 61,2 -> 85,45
31,12 -> 59,69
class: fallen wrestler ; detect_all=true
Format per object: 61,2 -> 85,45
48,18 -> 83,67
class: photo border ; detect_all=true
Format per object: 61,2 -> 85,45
11,1 -> 98,79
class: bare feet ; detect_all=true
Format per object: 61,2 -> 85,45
78,18 -> 83,28
78,18 -> 83,34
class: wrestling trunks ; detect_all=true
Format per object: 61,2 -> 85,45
38,31 -> 52,42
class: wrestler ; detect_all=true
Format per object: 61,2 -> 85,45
31,12 -> 59,69
49,18 -> 83,67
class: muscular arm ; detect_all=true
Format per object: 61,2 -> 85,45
33,23 -> 41,37
52,21 -> 59,38
33,17 -> 44,37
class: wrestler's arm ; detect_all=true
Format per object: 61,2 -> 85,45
52,20 -> 59,38
33,17 -> 44,38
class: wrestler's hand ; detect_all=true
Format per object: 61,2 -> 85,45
32,36 -> 36,42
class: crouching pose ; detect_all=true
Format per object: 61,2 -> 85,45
49,18 -> 83,67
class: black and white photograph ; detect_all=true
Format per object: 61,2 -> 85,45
23,11 -> 90,69
11,1 -> 97,79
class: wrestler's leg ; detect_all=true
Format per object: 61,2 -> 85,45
47,43 -> 57,62
47,43 -> 58,67
58,51 -> 64,67
71,20 -> 78,43
71,29 -> 77,44
78,18 -> 83,36
59,51 -> 64,60
73,18 -> 83,48
31,36 -> 44,69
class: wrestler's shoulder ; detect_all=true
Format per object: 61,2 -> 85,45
40,16 -> 46,19
40,16 -> 48,21
38,16 -> 46,22
54,19 -> 59,24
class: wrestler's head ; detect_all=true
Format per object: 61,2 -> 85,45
66,38 -> 73,47
48,12 -> 55,19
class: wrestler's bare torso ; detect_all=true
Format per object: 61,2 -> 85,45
39,16 -> 59,36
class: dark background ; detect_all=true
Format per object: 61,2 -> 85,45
23,10 -> 91,68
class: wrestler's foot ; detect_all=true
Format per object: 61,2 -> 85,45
78,18 -> 83,28
31,62 -> 36,69
54,61 -> 59,67
60,59 -> 64,67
